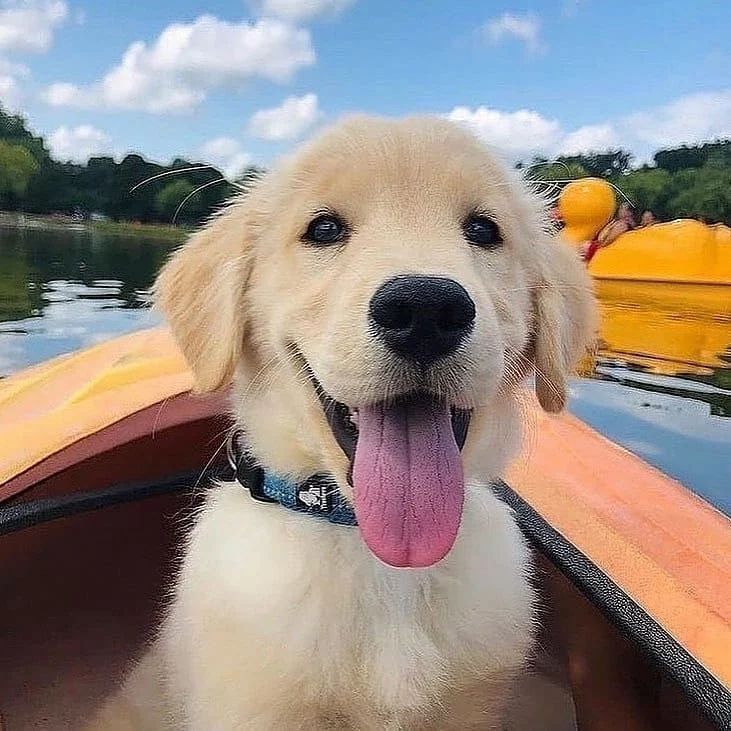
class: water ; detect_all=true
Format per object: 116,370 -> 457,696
0,226 -> 174,376
1,226 -> 729,514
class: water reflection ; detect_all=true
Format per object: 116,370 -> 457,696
570,279 -> 731,514
0,226 -> 175,375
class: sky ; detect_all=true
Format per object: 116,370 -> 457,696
1,0 -> 729,176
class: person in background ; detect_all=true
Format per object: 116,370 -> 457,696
639,210 -> 657,227
581,202 -> 637,262
550,205 -> 565,230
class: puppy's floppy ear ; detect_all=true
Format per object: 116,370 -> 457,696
533,238 -> 597,412
155,204 -> 254,392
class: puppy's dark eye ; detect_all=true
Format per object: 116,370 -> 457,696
463,214 -> 502,249
303,214 -> 346,245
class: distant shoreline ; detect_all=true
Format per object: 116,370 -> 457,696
0,211 -> 189,242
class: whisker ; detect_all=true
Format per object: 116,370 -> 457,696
521,170 -> 635,210
499,283 -> 595,295
167,426 -> 234,522
238,353 -> 284,405
604,179 -> 635,207
130,165 -> 224,193
193,428 -> 232,490
522,159 -> 575,178
172,178 -> 231,225
512,349 -> 564,404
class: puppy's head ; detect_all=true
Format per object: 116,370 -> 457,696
156,116 -> 596,567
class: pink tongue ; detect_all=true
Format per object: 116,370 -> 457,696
352,395 -> 464,568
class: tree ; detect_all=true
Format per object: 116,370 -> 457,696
81,156 -> 117,212
666,165 -> 731,224
654,141 -> 731,173
113,154 -> 165,222
615,168 -> 672,218
155,179 -> 197,223
0,108 -> 240,222
559,149 -> 633,178
0,105 -> 51,165
525,157 -> 588,182
0,141 -> 40,208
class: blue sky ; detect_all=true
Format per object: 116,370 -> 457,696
1,0 -> 729,175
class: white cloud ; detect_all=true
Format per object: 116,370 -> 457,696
42,80 -> 86,106
0,72 -> 20,107
623,90 -> 731,149
0,1 -> 68,104
482,12 -> 542,53
559,124 -> 619,155
0,56 -> 25,107
447,105 -> 561,157
446,89 -> 731,162
255,0 -> 355,22
0,0 -> 68,53
0,55 -> 26,75
248,92 -> 321,141
48,124 -> 111,162
200,136 -> 252,179
43,16 -> 315,113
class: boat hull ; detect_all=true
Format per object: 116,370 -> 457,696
0,329 -> 728,729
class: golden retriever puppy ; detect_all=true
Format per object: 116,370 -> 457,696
91,116 -> 595,730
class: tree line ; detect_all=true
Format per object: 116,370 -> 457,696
523,141 -> 731,225
0,105 -> 262,226
1,104 -> 729,226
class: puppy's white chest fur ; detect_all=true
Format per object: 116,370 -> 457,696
153,482 -> 536,729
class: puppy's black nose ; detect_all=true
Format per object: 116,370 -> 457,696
369,276 -> 475,366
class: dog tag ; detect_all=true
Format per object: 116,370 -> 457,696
296,476 -> 333,513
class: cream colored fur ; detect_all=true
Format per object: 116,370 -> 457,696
90,116 -> 595,730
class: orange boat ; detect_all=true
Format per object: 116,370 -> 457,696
1,328 -> 729,729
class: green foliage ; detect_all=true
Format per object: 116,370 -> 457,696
0,141 -> 40,206
525,140 -> 731,224
0,107 -> 50,164
612,157 -> 731,223
0,104 -> 242,225
156,179 -> 196,222
559,150 -> 633,178
2,103 -> 730,225
665,164 -> 731,223
653,140 -> 731,173
526,158 -> 588,181
613,167 -> 673,217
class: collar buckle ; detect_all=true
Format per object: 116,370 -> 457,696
226,430 -> 276,504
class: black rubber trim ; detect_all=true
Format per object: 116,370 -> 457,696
493,479 -> 731,729
0,470 -> 216,537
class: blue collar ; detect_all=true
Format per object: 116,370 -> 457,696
261,471 -> 358,526
227,432 -> 357,527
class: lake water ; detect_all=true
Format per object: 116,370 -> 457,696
1,226 -> 729,515
0,226 -> 172,374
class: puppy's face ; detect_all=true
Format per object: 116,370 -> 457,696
157,116 -> 595,568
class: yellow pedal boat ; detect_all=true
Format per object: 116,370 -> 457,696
559,178 -> 731,286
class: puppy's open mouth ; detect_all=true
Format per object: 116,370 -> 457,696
303,356 -> 472,569
318,390 -> 471,463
